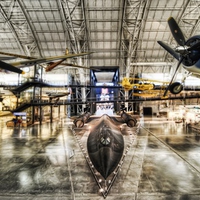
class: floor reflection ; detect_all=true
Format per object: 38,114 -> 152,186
140,118 -> 200,195
0,117 -> 75,196
0,115 -> 200,199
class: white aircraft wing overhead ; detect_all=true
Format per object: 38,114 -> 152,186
0,52 -> 93,74
11,52 -> 93,68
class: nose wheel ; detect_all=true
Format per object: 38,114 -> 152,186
169,82 -> 183,94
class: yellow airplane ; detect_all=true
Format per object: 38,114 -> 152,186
120,77 -> 170,98
0,49 -> 92,74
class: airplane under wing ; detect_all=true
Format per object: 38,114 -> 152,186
0,52 -> 93,74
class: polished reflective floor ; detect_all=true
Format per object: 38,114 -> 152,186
1,114 -> 200,199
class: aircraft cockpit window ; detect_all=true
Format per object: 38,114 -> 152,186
99,125 -> 112,146
100,136 -> 111,145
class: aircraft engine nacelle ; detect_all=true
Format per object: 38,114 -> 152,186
73,112 -> 91,128
121,111 -> 137,127
182,36 -> 200,66
179,35 -> 200,75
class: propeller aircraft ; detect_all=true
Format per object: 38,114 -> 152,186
157,17 -> 200,97
120,77 -> 170,98
0,49 -> 92,74
120,77 -> 155,91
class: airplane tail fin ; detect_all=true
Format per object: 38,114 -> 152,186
65,48 -> 69,55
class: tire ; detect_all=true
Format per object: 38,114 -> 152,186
169,82 -> 183,94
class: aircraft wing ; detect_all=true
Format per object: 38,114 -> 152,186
0,51 -> 36,59
0,52 -> 92,74
47,92 -> 71,98
10,52 -> 93,68
58,63 -> 91,69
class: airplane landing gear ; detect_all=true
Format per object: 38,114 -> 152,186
169,82 -> 183,94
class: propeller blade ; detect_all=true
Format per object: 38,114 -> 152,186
0,60 -> 24,74
168,17 -> 186,46
188,41 -> 200,51
157,41 -> 180,60
163,57 -> 183,97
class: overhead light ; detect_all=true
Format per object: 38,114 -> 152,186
130,62 -> 172,66
23,67 -> 30,72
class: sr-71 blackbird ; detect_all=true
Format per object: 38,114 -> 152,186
73,111 -> 137,197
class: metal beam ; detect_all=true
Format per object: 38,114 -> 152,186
0,2 -> 24,53
17,0 -> 42,56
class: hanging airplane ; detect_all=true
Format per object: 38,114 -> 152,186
46,91 -> 72,104
120,77 -> 156,91
157,17 -> 200,97
35,91 -> 72,106
120,77 -> 170,97
46,91 -> 71,99
0,49 -> 92,74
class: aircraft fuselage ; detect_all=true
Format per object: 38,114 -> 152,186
87,114 -> 124,179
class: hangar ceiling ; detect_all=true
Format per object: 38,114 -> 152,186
0,0 -> 199,84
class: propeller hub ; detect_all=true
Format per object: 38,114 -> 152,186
175,46 -> 190,55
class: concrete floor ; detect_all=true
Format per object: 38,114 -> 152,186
0,114 -> 200,199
